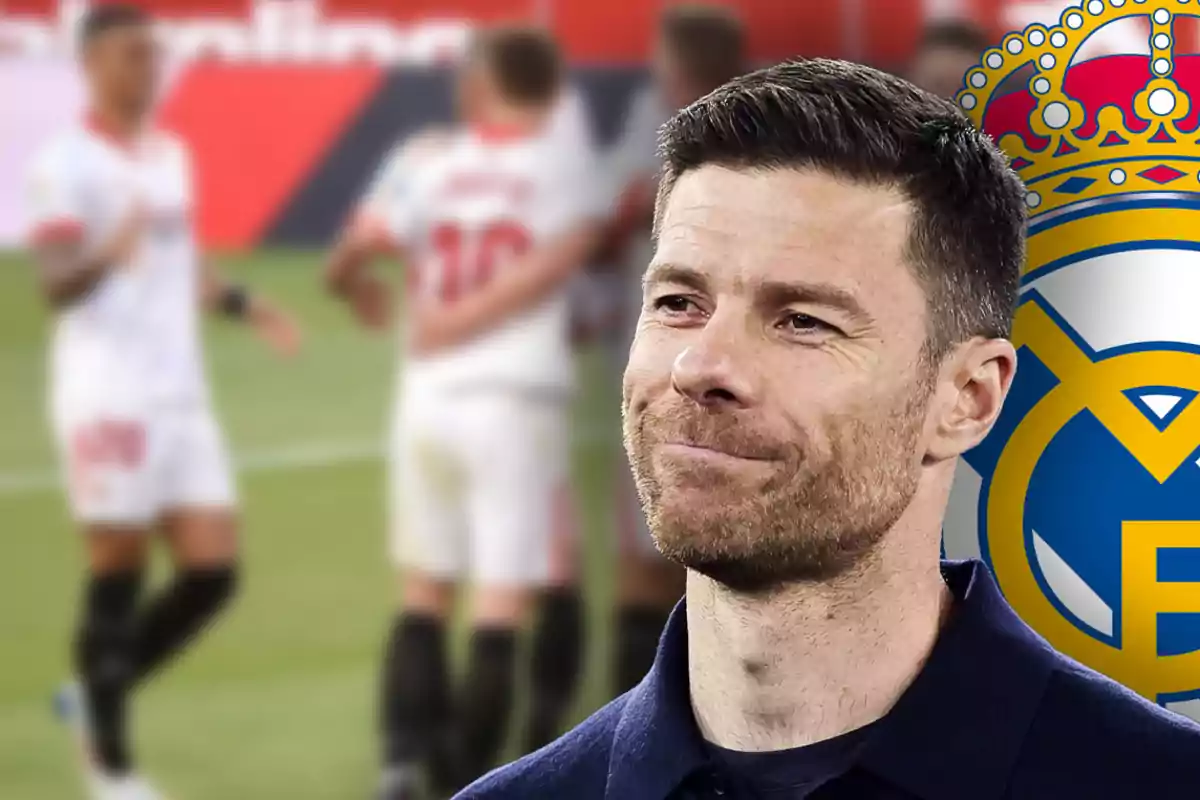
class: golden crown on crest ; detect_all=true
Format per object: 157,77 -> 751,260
957,0 -> 1200,218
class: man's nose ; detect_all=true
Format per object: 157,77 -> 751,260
670,327 -> 758,410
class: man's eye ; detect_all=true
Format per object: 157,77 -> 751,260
653,295 -> 696,314
782,313 -> 834,334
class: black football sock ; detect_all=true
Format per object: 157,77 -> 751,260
131,565 -> 238,682
75,569 -> 144,775
454,627 -> 518,787
525,586 -> 584,751
614,605 -> 669,696
381,613 -> 449,768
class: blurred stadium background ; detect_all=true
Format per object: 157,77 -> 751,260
0,1 -> 1180,797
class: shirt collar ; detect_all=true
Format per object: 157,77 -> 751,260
855,560 -> 1057,800
470,120 -> 542,144
84,109 -> 144,153
605,560 -> 1058,800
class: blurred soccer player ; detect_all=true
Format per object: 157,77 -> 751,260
22,6 -> 300,799
325,26 -> 604,800
908,19 -> 989,99
601,3 -> 746,697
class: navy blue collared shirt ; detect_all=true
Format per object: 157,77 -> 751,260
459,561 -> 1200,799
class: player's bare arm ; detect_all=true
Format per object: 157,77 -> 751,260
411,220 -> 603,354
200,259 -> 302,357
590,173 -> 655,269
323,222 -> 396,331
323,128 -> 450,332
323,221 -> 375,297
31,204 -> 143,307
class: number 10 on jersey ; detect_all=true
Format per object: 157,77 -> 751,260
428,220 -> 533,303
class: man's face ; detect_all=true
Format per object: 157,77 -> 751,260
623,166 -> 937,592
84,24 -> 160,116
909,45 -> 979,100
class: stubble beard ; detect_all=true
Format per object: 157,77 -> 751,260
623,380 -> 933,595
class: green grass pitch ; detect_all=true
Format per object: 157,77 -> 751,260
0,250 -> 624,799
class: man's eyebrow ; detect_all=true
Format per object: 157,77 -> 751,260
642,263 -> 873,322
642,263 -> 708,292
757,280 -> 871,321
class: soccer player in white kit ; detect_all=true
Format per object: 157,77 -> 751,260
325,26 -> 604,800
23,6 -> 300,799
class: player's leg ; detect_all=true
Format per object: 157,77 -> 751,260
380,399 -> 464,798
141,508 -> 238,678
131,408 -> 239,684
455,393 -> 569,787
54,412 -> 158,789
73,527 -> 150,778
524,485 -> 584,752
452,586 -> 524,791
613,461 -> 685,695
381,571 -> 455,797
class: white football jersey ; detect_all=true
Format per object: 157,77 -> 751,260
25,121 -> 205,415
361,117 -> 606,395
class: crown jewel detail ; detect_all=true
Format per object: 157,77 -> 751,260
959,0 -> 1200,217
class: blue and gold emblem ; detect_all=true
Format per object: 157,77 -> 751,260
943,0 -> 1200,721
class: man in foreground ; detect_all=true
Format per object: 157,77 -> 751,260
325,25 -> 603,800
457,58 -> 1200,799
24,5 -> 300,799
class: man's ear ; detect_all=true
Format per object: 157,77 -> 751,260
925,337 -> 1017,463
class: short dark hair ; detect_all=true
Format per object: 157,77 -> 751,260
79,3 -> 149,48
469,24 -> 563,108
655,58 -> 1025,352
917,19 -> 990,58
660,4 -> 747,95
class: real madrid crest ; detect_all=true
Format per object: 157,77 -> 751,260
943,0 -> 1200,722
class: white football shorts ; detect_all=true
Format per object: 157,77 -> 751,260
53,402 -> 236,526
389,385 -> 571,587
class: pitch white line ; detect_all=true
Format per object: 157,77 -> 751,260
0,425 -> 618,499
0,440 -> 382,499
0,469 -> 61,497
